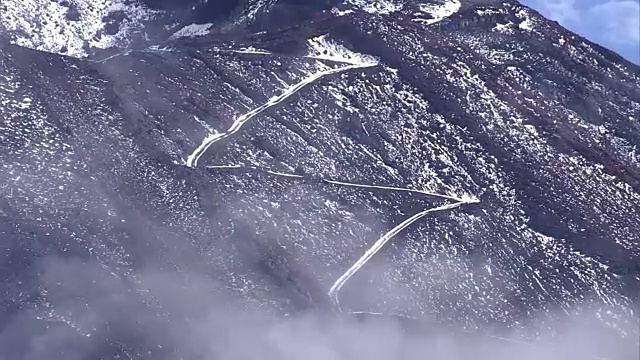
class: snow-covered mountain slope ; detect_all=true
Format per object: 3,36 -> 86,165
1,0 -> 639,359
0,0 -> 156,57
0,0 -> 344,57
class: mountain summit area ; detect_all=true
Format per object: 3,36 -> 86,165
1,0 -> 639,359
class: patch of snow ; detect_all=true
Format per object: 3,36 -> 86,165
0,0 -> 155,58
518,18 -> 532,31
236,0 -> 275,23
346,0 -> 404,14
485,264 -> 493,276
146,45 -> 174,53
516,9 -> 534,31
192,115 -> 214,133
331,7 -> 355,16
493,22 -> 514,33
228,47 -> 272,55
476,8 -> 501,16
307,35 -> 378,65
169,23 -> 213,39
444,191 -> 480,204
414,0 -> 461,25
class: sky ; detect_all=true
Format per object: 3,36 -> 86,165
519,0 -> 640,64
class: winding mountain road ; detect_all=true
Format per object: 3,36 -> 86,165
186,60 -> 377,168
205,164 -> 469,202
328,200 -> 474,311
205,164 -> 479,310
187,43 -> 480,321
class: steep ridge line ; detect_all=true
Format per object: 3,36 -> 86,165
205,164 -> 470,202
185,61 -> 377,168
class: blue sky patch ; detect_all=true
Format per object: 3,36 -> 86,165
520,0 -> 640,64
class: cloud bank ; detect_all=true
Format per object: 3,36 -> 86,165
0,254 -> 635,360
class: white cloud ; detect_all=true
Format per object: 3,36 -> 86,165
589,1 -> 640,44
536,0 -> 580,23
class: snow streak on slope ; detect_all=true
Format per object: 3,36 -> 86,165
225,47 -> 274,55
170,23 -> 214,40
328,200 -> 474,311
186,59 -> 378,168
345,0 -> 404,14
0,0 -> 154,57
307,35 -> 378,65
414,0 -> 461,25
234,0 -> 278,24
516,8 -> 535,31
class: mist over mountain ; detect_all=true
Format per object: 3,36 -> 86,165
1,0 -> 639,359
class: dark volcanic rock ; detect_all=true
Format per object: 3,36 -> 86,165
1,0 -> 639,359
0,0 -> 345,59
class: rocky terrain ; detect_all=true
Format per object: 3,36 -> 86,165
1,0 -> 639,359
